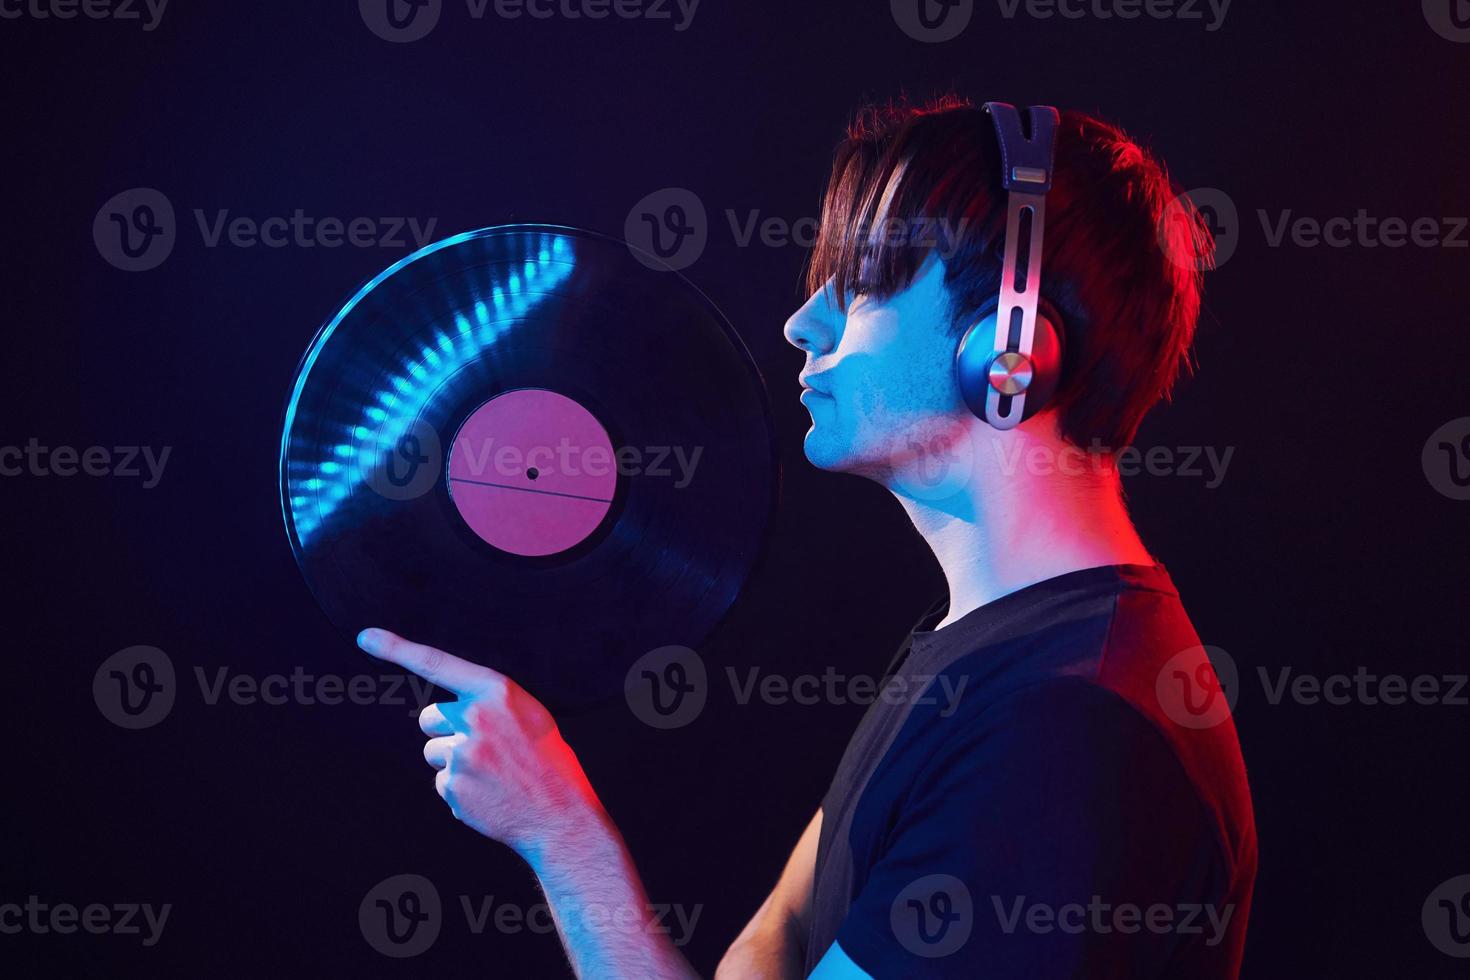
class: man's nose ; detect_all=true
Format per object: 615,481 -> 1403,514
783,285 -> 838,355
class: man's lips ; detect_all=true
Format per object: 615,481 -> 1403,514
798,372 -> 832,397
799,371 -> 834,393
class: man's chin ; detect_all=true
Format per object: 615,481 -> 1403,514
801,429 -> 850,473
802,429 -> 879,477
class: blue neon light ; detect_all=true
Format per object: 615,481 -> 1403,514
281,230 -> 576,545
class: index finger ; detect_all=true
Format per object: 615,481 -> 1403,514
357,628 -> 503,697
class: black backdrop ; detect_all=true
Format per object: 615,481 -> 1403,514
5,2 -> 1469,976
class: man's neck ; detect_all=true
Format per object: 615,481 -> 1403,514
893,430 -> 1154,631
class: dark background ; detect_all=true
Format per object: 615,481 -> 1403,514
4,1 -> 1469,976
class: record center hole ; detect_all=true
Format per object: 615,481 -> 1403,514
526,467 -> 540,480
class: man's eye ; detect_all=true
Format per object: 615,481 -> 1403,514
853,254 -> 880,297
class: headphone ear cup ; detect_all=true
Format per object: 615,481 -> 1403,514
1016,310 -> 1064,422
955,312 -> 1001,421
954,308 -> 1066,425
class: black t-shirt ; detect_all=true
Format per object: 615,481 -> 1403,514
804,564 -> 1257,978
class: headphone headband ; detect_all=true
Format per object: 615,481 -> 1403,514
983,103 -> 1060,193
973,102 -> 1061,429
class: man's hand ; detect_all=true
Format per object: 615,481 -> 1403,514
359,627 -> 696,978
357,627 -> 603,860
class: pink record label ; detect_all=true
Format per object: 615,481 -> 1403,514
447,389 -> 617,557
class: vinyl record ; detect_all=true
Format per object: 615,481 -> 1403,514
280,225 -> 776,711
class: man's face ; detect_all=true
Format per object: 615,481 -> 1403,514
784,255 -> 971,488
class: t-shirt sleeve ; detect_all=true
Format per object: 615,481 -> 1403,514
831,679 -> 1224,979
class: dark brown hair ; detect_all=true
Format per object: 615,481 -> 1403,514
805,94 -> 1212,450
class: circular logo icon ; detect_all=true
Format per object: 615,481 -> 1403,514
1424,874 -> 1470,957
360,0 -> 442,42
1424,0 -> 1470,42
891,0 -> 974,42
1158,187 -> 1238,272
93,645 -> 176,730
94,188 -> 176,272
364,417 -> 443,501
624,645 -> 707,729
890,873 -> 973,957
624,188 -> 708,272
359,873 -> 442,957
1156,644 -> 1238,730
889,418 -> 976,502
1422,417 -> 1470,501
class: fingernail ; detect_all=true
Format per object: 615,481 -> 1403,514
357,629 -> 380,654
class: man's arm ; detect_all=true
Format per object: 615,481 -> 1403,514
529,805 -> 699,979
716,809 -> 822,979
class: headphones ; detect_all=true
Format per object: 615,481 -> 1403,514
955,102 -> 1066,430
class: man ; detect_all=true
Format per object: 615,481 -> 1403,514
358,95 -> 1257,978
